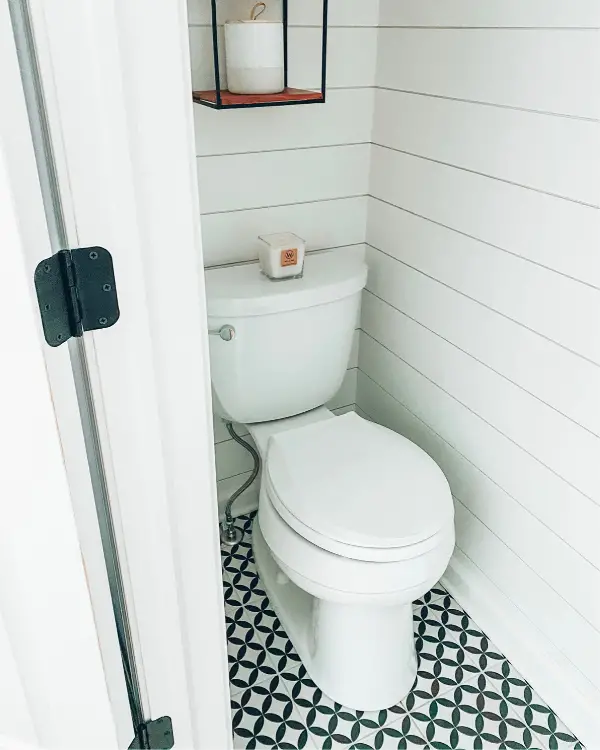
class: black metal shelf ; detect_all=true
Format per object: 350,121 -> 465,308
193,0 -> 328,110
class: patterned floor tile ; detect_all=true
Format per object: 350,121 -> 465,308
280,665 -> 399,748
410,683 -> 540,749
422,599 -> 585,749
221,516 -> 583,750
223,517 -> 303,679
350,715 -> 428,749
224,582 -> 277,695
223,572 -> 234,599
246,594 -> 283,647
260,614 -> 303,676
411,601 -> 481,704
430,594 -> 507,676
473,664 -> 584,750
223,522 -> 264,601
529,712 -> 584,750
414,583 -> 448,607
231,676 -> 311,749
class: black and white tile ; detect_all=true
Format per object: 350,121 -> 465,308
222,515 -> 583,749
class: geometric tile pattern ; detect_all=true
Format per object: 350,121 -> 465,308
223,515 -> 584,749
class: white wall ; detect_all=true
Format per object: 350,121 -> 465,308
188,0 -> 377,511
189,5 -> 600,738
357,0 -> 600,743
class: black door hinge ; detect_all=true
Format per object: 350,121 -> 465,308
128,716 -> 174,750
34,246 -> 120,347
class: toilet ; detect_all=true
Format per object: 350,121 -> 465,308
205,252 -> 455,711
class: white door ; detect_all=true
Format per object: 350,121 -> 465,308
2,0 -> 231,747
0,83 -> 120,750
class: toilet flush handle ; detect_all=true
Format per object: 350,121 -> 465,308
208,324 -> 236,341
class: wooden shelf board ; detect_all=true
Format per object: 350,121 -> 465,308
192,87 -> 323,107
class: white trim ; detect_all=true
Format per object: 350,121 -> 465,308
25,0 -> 232,746
112,0 -> 233,742
442,548 -> 600,749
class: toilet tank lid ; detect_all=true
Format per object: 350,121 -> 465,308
205,252 -> 367,317
266,412 -> 454,550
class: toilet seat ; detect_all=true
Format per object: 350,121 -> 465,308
265,412 -> 454,563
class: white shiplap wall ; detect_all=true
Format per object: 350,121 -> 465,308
188,0 -> 377,512
357,1 -> 600,744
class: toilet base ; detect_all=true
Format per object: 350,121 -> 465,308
253,521 -> 418,711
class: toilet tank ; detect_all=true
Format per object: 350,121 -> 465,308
205,252 -> 368,424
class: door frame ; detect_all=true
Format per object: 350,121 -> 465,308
9,0 -> 231,747
0,150 -> 119,749
0,8 -> 121,744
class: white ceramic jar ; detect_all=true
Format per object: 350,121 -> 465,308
224,20 -> 284,95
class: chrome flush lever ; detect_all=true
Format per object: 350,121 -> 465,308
208,324 -> 236,341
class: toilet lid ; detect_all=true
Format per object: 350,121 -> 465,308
266,412 -> 453,555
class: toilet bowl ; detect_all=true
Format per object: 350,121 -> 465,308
247,408 -> 455,711
204,252 -> 455,711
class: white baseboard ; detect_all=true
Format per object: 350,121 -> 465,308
442,548 -> 600,750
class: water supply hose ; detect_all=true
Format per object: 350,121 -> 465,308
221,422 -> 261,545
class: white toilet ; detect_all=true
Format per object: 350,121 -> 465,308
205,252 -> 455,711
